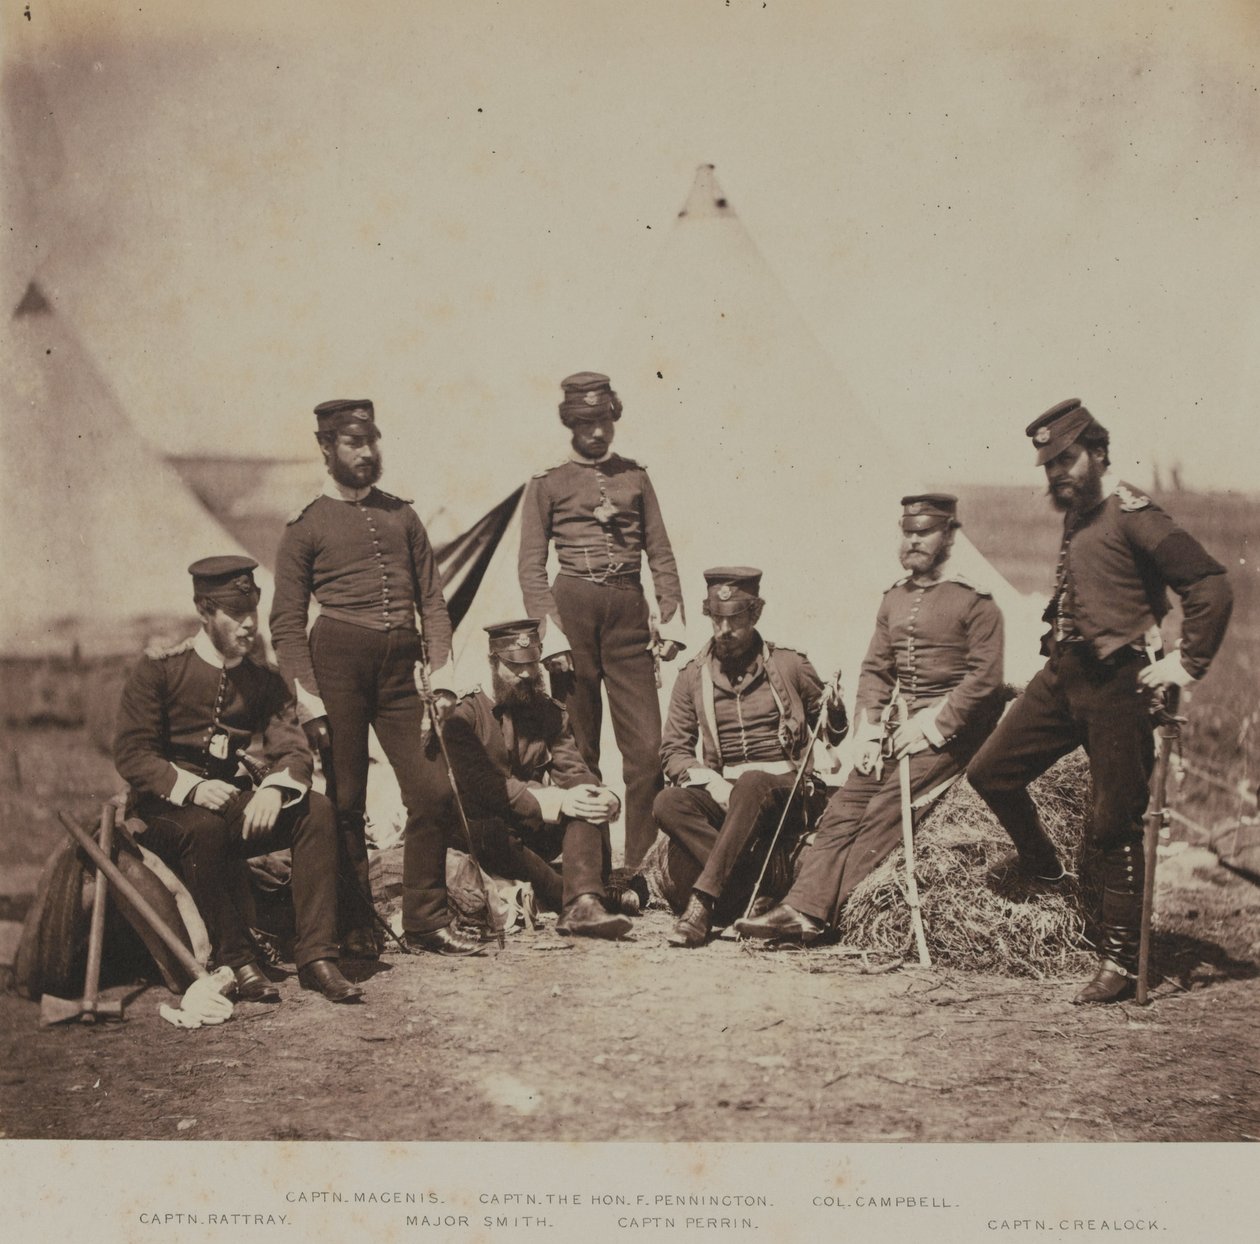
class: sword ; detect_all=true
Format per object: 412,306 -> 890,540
1136,685 -> 1182,1005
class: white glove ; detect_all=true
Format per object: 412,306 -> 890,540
159,967 -> 236,1029
853,739 -> 883,775
1137,651 -> 1196,689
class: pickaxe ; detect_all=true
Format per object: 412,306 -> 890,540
40,803 -> 125,1026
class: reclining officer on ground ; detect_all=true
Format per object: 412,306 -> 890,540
438,619 -> 636,939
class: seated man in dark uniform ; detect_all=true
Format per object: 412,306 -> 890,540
114,556 -> 361,1003
654,568 -> 848,949
439,619 -> 634,940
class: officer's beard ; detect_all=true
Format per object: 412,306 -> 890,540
328,451 -> 383,490
492,668 -> 546,708
1047,473 -> 1104,514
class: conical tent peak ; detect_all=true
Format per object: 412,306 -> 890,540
678,164 -> 735,219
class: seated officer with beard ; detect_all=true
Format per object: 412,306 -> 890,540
439,619 -> 634,940
737,496 -> 1005,944
654,568 -> 848,949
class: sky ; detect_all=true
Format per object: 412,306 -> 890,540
3,0 -> 1259,517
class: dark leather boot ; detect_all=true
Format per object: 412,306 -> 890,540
556,893 -> 633,940
981,791 -> 1066,880
233,961 -> 280,1003
404,922 -> 486,956
734,901 -> 825,942
298,959 -> 364,1003
1074,840 -> 1142,1004
667,891 -> 714,948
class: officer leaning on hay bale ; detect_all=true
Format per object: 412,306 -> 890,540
737,494 -> 1006,945
968,400 -> 1233,1003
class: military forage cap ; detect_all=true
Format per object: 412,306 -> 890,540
900,493 -> 959,532
1025,398 -> 1098,466
702,566 -> 763,617
559,372 -> 623,425
188,556 -> 260,612
485,618 -> 544,665
314,398 -> 378,438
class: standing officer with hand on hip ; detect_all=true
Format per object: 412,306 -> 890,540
518,372 -> 685,873
271,399 -> 481,958
967,400 -> 1232,1003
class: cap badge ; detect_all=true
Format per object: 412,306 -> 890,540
515,633 -> 530,648
717,585 -> 732,601
583,391 -> 600,406
232,575 -> 253,594
1034,427 -> 1051,446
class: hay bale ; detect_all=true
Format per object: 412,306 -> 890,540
835,752 -> 1101,977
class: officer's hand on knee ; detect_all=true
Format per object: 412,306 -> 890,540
191,779 -> 239,812
242,787 -> 283,838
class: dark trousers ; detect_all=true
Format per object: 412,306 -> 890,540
967,647 -> 1155,856
552,574 -> 663,871
310,616 -> 452,935
139,790 -> 339,971
787,745 -> 968,925
653,770 -> 802,912
460,816 -> 611,913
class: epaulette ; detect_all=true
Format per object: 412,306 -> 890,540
144,635 -> 196,660
942,571 -> 993,597
375,487 -> 415,505
886,574 -> 912,591
286,495 -> 321,525
766,642 -> 804,658
619,455 -> 645,470
532,460 -> 568,479
1115,482 -> 1152,513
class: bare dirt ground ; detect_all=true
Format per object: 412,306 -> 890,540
3,840 -> 1258,1144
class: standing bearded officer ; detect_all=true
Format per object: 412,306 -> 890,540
518,372 -> 685,873
737,496 -> 1005,944
115,557 -> 361,1002
968,400 -> 1232,1003
271,399 -> 481,958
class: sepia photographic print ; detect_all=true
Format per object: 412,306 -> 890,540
2,3 -> 1258,1241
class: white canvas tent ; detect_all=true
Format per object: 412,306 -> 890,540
446,165 -> 1042,699
1,281 -> 273,662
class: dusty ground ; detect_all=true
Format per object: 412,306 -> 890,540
3,841 -> 1258,1144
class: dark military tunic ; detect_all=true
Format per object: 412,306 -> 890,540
269,480 -> 456,936
518,452 -> 683,870
969,478 -> 1232,857
786,572 -> 1005,925
114,631 -> 338,971
441,690 -> 610,909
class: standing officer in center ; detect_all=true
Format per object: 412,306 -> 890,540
518,371 -> 686,873
271,398 -> 481,958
